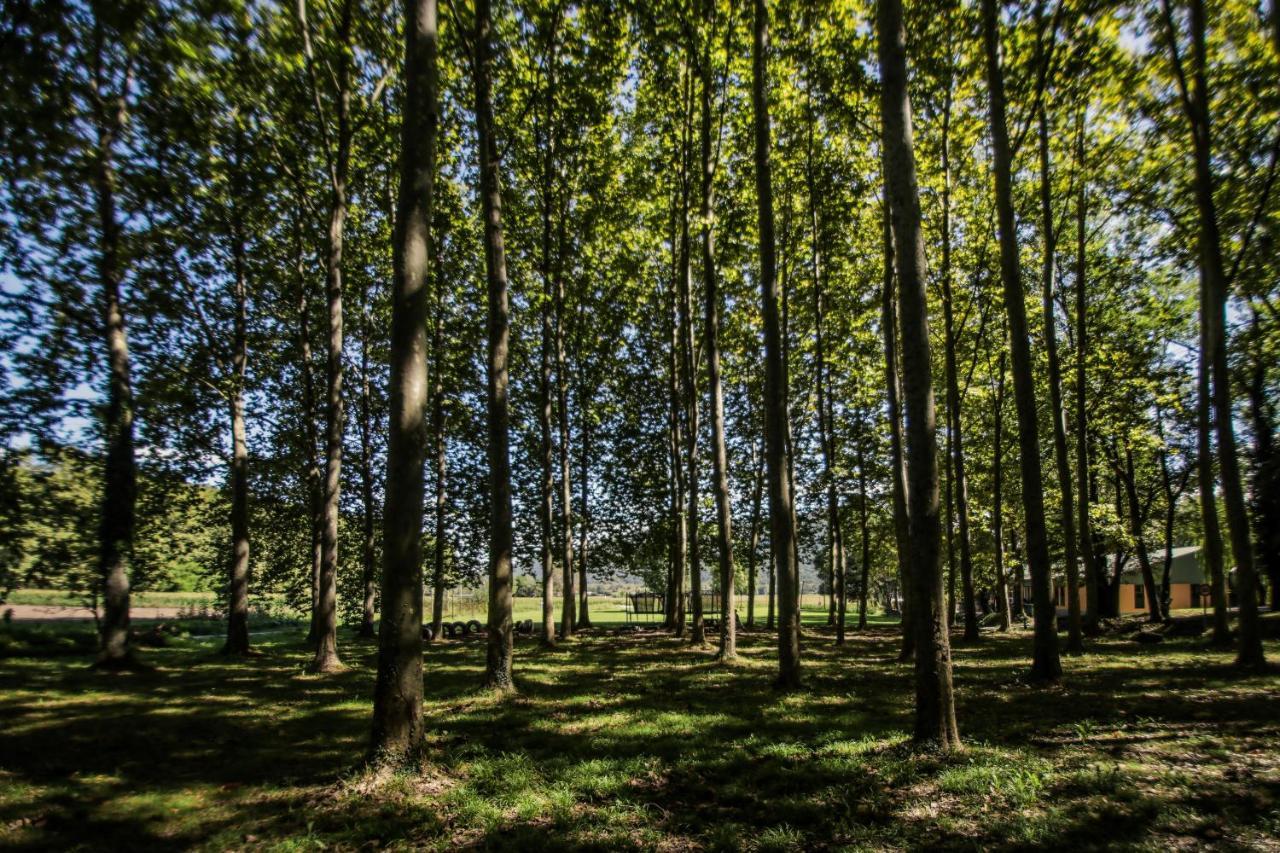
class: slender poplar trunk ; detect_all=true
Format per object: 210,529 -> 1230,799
1117,443 -> 1162,623
554,247 -> 575,640
881,193 -> 913,661
369,0 -> 436,759
538,299 -> 556,645
878,0 -> 960,749
537,47 -> 559,647
939,89 -> 978,644
305,0 -> 354,674
857,421 -> 872,631
679,88 -> 704,646
698,36 -> 735,659
1073,114 -> 1101,637
982,0 -> 1061,682
223,209 -> 251,657
1037,108 -> 1083,653
358,291 -> 377,640
993,348 -> 1011,631
91,68 -> 136,667
430,284 -> 447,641
1169,0 -> 1264,666
666,194 -> 687,634
577,400 -> 591,626
753,0 -> 800,688
472,0 -> 515,689
746,438 -> 764,628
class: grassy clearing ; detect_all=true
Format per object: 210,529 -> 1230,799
1,618 -> 1277,851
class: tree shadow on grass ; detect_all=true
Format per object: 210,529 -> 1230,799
1,624 -> 1277,850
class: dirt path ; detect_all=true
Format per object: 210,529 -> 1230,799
1,604 -> 191,621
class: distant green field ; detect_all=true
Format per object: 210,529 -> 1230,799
6,588 -> 893,628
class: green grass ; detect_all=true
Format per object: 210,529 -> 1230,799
1,617 -> 1278,850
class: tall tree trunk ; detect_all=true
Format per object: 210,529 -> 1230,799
1117,443 -> 1162,623
679,82 -> 704,646
538,298 -> 556,646
305,0 -> 354,674
881,192 -> 913,662
91,76 -> 136,668
1165,0 -> 1264,667
537,41 -> 559,647
767,546 -> 776,629
358,287 -> 377,640
878,0 -> 960,750
292,221 -> 323,647
666,186 -> 687,635
857,419 -> 872,631
472,0 -> 515,689
981,0 -> 1061,682
554,244 -> 576,640
746,437 -> 763,627
1073,114 -> 1101,637
993,348 -> 1011,631
1037,108 -> 1084,654
937,86 -> 978,644
577,398 -> 591,626
223,211 -> 252,657
753,0 -> 800,689
430,277 -> 447,642
699,35 -> 735,660
809,125 -> 846,643
370,0 -> 435,759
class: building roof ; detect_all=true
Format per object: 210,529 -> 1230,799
1049,545 -> 1209,586
1118,545 -> 1205,586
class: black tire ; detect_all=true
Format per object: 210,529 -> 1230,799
421,625 -> 434,642
442,622 -> 456,639
453,620 -> 469,637
466,619 -> 483,635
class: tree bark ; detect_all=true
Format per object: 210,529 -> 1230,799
881,192 -> 913,662
1037,108 -> 1083,654
223,205 -> 251,657
746,436 -> 764,628
753,0 -> 800,689
698,33 -> 735,660
993,348 -> 1011,631
981,0 -> 1061,682
666,176 -> 687,635
1169,0 -> 1265,667
91,65 -> 136,668
471,0 -> 515,689
878,0 -> 960,750
554,231 -> 576,640
1073,114 -> 1101,637
305,0 -> 354,674
679,78 -> 704,646
939,86 -> 978,645
856,418 -> 872,631
357,285 -> 377,640
369,0 -> 436,759
536,27 -> 559,647
430,272 -> 447,642
577,398 -> 591,626
1116,443 -> 1162,623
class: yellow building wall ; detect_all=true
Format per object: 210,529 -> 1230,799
1170,583 -> 1194,610
1120,584 -> 1140,614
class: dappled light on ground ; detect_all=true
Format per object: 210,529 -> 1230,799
1,624 -> 1278,850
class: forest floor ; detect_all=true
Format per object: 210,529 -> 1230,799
1,617 -> 1278,851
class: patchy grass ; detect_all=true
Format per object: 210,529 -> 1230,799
1,618 -> 1278,850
